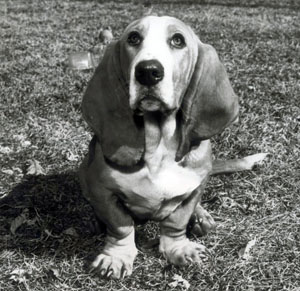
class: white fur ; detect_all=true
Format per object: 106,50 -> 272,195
108,113 -> 209,217
129,18 -> 176,110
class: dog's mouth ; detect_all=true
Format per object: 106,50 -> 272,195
139,95 -> 163,111
134,94 -> 173,116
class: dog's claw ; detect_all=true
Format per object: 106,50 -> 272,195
100,269 -> 106,276
86,263 -> 95,274
121,269 -> 127,279
107,269 -> 113,278
186,256 -> 193,263
197,217 -> 203,224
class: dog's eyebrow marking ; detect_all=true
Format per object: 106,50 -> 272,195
167,24 -> 186,35
128,25 -> 145,34
126,20 -> 150,38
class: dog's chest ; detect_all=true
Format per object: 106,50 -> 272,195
109,149 -> 201,220
107,113 -> 204,219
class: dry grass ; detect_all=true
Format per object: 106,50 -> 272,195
0,0 -> 299,290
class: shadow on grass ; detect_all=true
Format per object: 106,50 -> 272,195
0,172 -> 104,260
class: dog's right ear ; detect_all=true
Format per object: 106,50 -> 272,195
82,41 -> 144,166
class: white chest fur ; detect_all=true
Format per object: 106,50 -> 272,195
108,112 -> 205,205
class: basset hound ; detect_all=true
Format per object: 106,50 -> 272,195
79,15 -> 265,279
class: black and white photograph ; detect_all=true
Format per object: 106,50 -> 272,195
0,0 -> 299,290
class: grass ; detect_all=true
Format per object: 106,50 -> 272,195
0,0 -> 299,290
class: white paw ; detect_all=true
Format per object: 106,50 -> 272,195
90,232 -> 137,279
91,252 -> 136,279
160,237 -> 206,266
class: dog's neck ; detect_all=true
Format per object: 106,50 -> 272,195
143,111 -> 179,173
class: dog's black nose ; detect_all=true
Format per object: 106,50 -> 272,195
135,60 -> 164,87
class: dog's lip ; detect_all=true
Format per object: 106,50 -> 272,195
140,95 -> 162,105
137,95 -> 164,112
132,93 -> 177,115
133,97 -> 177,116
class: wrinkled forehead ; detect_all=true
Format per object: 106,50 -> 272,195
122,16 -> 195,42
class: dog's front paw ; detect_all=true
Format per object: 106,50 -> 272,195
159,236 -> 206,266
90,251 -> 136,279
189,204 -> 216,236
89,232 -> 137,279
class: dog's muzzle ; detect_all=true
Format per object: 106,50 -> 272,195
133,60 -> 172,114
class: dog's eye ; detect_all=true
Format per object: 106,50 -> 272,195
127,31 -> 142,46
170,33 -> 186,49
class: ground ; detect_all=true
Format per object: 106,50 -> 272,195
0,0 -> 299,290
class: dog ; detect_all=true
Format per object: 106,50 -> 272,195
79,15 -> 266,279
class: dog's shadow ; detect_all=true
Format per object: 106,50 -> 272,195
0,172 -> 160,262
0,172 -> 105,260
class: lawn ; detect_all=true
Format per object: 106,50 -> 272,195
0,0 -> 299,290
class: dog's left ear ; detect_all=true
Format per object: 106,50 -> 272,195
176,41 -> 239,161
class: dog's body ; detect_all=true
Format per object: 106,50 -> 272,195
79,16 -> 263,279
81,119 -> 212,221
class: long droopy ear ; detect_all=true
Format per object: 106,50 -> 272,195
176,40 -> 239,161
82,41 -> 144,166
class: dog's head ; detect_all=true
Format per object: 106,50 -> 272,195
120,16 -> 197,115
82,16 -> 239,166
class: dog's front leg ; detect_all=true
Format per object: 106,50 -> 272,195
89,189 -> 137,279
79,139 -> 138,279
159,182 -> 207,266
80,159 -> 137,279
